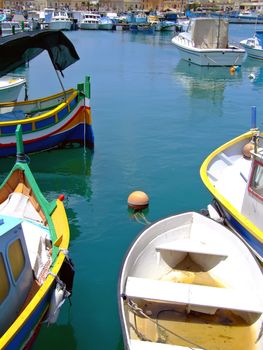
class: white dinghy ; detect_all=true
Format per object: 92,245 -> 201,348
0,75 -> 26,102
118,211 -> 263,350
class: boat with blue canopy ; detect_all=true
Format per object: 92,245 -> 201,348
0,30 -> 94,157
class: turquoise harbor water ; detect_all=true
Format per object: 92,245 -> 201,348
1,24 -> 263,349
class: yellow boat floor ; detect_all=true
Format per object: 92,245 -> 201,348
128,304 -> 257,350
127,255 -> 258,349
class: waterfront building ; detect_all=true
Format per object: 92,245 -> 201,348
2,0 -> 263,14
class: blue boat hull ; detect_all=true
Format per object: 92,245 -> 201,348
5,290 -> 52,350
215,200 -> 263,259
0,123 -> 94,157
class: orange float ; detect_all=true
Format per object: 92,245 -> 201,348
242,142 -> 254,159
128,191 -> 149,210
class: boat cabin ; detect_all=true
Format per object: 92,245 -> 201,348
0,215 -> 33,335
187,18 -> 229,49
242,137 -> 263,231
0,212 -> 51,335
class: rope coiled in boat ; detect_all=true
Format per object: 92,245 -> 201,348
126,298 -> 208,350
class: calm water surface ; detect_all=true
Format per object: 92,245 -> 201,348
2,24 -> 263,349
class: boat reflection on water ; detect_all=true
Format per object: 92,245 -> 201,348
33,148 -> 93,241
174,59 -> 243,101
242,57 -> 263,86
34,323 -> 77,349
129,31 -> 175,47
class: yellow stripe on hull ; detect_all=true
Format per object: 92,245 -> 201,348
200,130 -> 263,245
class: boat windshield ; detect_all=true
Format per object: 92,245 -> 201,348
249,159 -> 263,199
255,31 -> 263,47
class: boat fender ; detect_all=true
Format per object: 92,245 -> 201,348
207,204 -> 224,223
47,284 -> 66,325
59,256 -> 75,296
229,66 -> 236,74
243,142 -> 254,159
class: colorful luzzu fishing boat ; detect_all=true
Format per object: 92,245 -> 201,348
0,30 -> 94,157
200,107 -> 263,262
0,125 -> 74,349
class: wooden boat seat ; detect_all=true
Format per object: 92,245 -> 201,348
125,276 -> 263,314
129,339 -> 199,349
155,239 -> 228,258
0,192 -> 43,223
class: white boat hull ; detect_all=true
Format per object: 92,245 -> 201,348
240,42 -> 263,60
200,129 -> 263,260
162,25 -> 175,31
118,211 -> 263,350
0,76 -> 26,102
48,21 -> 72,30
172,36 -> 245,66
80,23 -> 99,30
99,23 -> 113,30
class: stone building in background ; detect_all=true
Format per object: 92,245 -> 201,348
1,0 -> 261,14
1,0 -> 184,10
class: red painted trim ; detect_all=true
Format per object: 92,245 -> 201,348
248,158 -> 263,201
23,322 -> 42,350
1,105 -> 90,148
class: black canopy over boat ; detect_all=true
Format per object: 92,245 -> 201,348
0,30 -> 79,77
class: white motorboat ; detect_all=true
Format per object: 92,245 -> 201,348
118,211 -> 263,350
160,20 -> 176,31
99,16 -> 113,30
0,75 -> 26,102
171,18 -> 245,66
80,12 -> 100,30
0,21 -> 23,36
48,10 -> 72,31
240,30 -> 263,60
176,17 -> 189,32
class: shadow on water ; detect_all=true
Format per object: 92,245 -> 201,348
35,323 -> 77,349
173,59 -> 243,101
116,335 -> 124,350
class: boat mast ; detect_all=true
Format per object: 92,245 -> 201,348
217,16 -> 221,49
54,69 -> 67,101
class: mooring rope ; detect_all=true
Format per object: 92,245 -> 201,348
133,211 -> 151,225
256,322 -> 263,343
127,298 -> 207,350
83,95 -> 87,154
